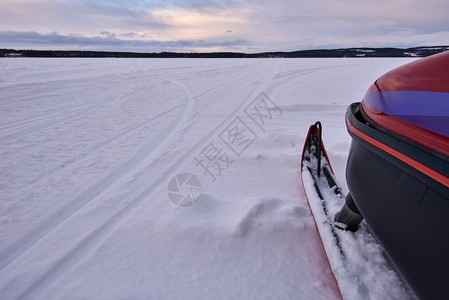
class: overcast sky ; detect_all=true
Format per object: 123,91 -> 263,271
1,0 -> 448,52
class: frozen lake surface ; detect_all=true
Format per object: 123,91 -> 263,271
0,57 -> 415,299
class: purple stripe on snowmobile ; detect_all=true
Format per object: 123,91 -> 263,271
364,91 -> 449,137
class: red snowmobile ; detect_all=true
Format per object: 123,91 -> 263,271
302,51 -> 449,300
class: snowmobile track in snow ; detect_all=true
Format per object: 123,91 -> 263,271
2,62 -> 280,299
0,75 -> 188,266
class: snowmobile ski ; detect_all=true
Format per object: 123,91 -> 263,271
300,121 -> 413,300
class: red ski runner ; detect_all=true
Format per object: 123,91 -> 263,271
300,122 -> 412,300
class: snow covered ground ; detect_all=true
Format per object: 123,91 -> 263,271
0,57 -> 416,299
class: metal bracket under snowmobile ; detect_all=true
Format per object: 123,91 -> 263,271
301,121 -> 362,232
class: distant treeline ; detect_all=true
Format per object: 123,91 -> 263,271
1,46 -> 448,58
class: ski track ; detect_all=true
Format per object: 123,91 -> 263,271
9,104 -> 183,198
16,61 -> 279,300
0,103 -> 184,269
0,81 -> 135,143
0,58 -> 414,299
0,59 -> 279,298
0,72 -> 187,270
5,61 -> 311,293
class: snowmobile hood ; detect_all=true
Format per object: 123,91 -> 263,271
361,51 -> 449,157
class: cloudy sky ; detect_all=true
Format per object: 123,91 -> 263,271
1,0 -> 448,52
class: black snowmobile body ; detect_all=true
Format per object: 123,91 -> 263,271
345,52 -> 449,300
